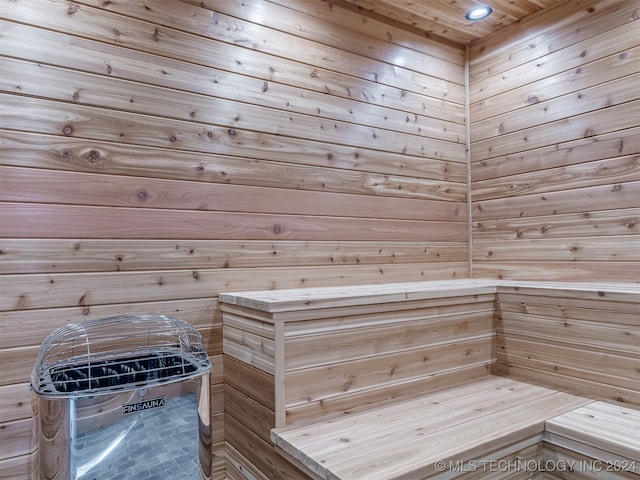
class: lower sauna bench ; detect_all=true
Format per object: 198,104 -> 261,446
271,376 -> 593,480
544,401 -> 640,479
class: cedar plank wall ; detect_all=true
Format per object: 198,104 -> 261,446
0,0 -> 467,478
469,0 -> 640,282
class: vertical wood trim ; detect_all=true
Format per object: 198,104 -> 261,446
465,44 -> 473,278
274,319 -> 286,428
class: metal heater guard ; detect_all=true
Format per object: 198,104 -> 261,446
32,315 -> 212,480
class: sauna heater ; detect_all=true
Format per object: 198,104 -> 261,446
31,315 -> 212,480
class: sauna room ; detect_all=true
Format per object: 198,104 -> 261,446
0,0 -> 638,479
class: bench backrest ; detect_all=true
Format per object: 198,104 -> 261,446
495,283 -> 639,405
221,280 -> 640,428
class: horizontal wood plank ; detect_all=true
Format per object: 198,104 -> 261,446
471,75 -> 640,143
0,131 -> 468,197
225,384 -> 275,444
207,0 -> 465,63
285,311 -> 493,370
0,166 -> 466,222
1,17 -> 464,129
284,338 -> 493,408
471,46 -> 640,123
0,418 -> 35,461
497,332 -> 638,374
0,203 -> 467,241
92,0 -> 465,83
0,262 -> 468,312
0,57 -> 465,154
471,128 -> 640,182
261,0 -> 465,64
0,21 -> 465,128
0,451 -> 37,480
224,355 -> 275,411
0,94 -> 466,165
283,300 -> 495,336
473,208 -> 639,240
0,239 -> 467,274
469,1 -> 638,83
473,158 -> 640,202
2,0 -> 465,103
473,236 -> 640,262
224,326 -> 276,375
498,303 -> 640,328
472,182 -> 640,221
0,383 -> 32,424
473,262 -> 640,282
220,280 -> 498,313
471,101 -> 640,162
502,365 -> 640,406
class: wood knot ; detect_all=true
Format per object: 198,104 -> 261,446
67,4 -> 78,14
271,224 -> 284,235
228,128 -> 236,136
87,150 -> 100,163
136,190 -> 148,200
62,125 -> 73,135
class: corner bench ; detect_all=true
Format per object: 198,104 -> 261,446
272,377 -> 592,480
219,280 -> 639,480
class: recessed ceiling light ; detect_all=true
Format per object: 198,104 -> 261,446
465,6 -> 492,21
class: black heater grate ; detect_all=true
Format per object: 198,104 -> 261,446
49,352 -> 200,393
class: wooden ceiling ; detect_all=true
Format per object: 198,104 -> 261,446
339,0 -> 567,44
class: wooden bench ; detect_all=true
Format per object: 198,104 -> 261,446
219,280 -> 639,480
545,401 -> 640,479
272,377 -> 592,480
